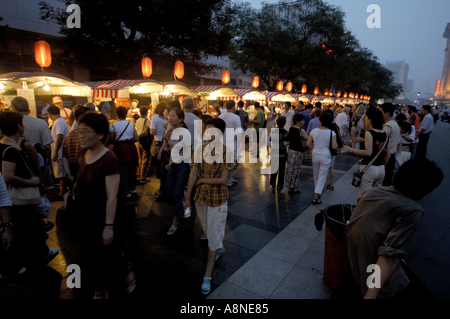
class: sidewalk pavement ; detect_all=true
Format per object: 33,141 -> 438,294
207,162 -> 361,299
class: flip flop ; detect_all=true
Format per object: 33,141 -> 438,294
327,185 -> 334,190
312,198 -> 322,205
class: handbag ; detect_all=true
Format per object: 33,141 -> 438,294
351,133 -> 389,187
2,146 -> 42,206
329,130 -> 337,156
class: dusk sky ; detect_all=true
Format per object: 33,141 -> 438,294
238,0 -> 449,97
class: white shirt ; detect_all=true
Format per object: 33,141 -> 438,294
51,117 -> 69,160
113,120 -> 134,141
420,113 -> 433,135
219,111 -> 242,146
310,128 -> 335,157
281,109 -> 294,130
334,112 -> 349,136
150,114 -> 168,142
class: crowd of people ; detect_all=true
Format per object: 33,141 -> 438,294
0,93 -> 444,298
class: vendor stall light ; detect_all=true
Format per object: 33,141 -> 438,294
337,91 -> 341,98
301,84 -> 307,94
252,76 -> 259,89
34,40 -> 52,71
174,60 -> 184,80
222,69 -> 231,85
314,87 -> 319,95
43,79 -> 50,91
276,81 -> 284,92
141,57 -> 153,78
286,81 -> 293,92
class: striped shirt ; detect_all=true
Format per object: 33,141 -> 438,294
0,172 -> 12,208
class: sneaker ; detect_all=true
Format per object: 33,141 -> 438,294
140,179 -> 151,184
43,248 -> 59,264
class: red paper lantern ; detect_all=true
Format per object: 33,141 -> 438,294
141,57 -> 152,78
286,81 -> 293,92
174,60 -> 184,80
343,92 -> 348,98
314,87 -> 319,95
277,80 -> 284,92
355,93 -> 359,99
325,89 -> 329,96
337,91 -> 341,97
222,69 -> 231,85
252,76 -> 259,89
34,40 -> 52,70
301,84 -> 307,94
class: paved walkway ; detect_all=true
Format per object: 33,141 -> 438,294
0,150 -> 432,299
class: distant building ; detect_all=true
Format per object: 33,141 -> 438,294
385,59 -> 410,99
440,22 -> 450,102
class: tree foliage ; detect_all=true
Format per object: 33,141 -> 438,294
38,0 -> 234,80
230,0 -> 401,100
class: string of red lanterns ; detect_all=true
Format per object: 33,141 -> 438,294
36,41 -> 372,101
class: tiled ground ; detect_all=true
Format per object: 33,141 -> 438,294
0,150 -> 362,299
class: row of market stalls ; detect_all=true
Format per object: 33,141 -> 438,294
190,85 -> 364,105
0,72 -> 366,118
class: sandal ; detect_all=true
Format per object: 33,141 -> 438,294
167,224 -> 178,235
201,277 -> 212,295
289,188 -> 302,193
215,247 -> 225,261
327,185 -> 334,190
312,198 -> 322,205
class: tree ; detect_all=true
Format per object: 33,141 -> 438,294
230,0 -> 346,91
230,0 -> 401,100
38,0 -> 234,80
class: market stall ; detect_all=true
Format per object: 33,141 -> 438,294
263,91 -> 296,103
0,71 -> 92,117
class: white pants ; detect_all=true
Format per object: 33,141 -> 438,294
312,151 -> 331,195
195,202 -> 228,252
359,164 -> 385,196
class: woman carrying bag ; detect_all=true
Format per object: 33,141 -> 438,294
344,109 -> 390,196
0,112 -> 57,272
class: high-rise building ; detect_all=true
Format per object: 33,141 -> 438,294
440,23 -> 450,101
385,59 -> 410,99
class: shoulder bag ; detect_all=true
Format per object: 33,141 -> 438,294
329,130 -> 337,156
351,133 -> 389,187
2,146 -> 42,205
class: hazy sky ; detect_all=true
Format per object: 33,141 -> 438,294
236,0 -> 449,96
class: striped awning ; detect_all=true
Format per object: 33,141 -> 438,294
84,79 -> 142,98
263,91 -> 296,102
191,85 -> 224,93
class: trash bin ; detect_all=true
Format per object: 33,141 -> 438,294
314,204 -> 359,294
